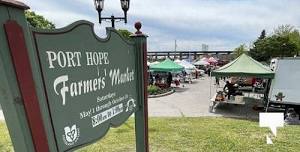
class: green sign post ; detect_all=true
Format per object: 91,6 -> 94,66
0,0 -> 148,152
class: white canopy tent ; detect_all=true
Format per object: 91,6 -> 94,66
179,60 -> 196,70
201,57 -> 208,61
177,60 -> 197,75
208,57 -> 218,63
193,60 -> 210,66
174,59 -> 181,64
150,61 -> 160,65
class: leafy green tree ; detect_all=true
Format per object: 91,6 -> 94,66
249,25 -> 300,62
233,44 -> 247,58
271,25 -> 299,57
25,11 -> 55,29
280,26 -> 300,56
249,30 -> 267,61
117,29 -> 132,40
290,30 -> 300,56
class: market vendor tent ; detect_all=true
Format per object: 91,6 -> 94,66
179,60 -> 196,70
201,57 -> 208,62
174,59 -> 196,70
178,60 -> 196,74
150,58 -> 184,72
174,59 -> 181,64
150,61 -> 160,65
193,60 -> 209,66
208,57 -> 218,63
211,54 -> 274,78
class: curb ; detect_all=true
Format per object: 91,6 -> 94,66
148,89 -> 175,98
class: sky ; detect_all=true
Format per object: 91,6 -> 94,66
22,0 -> 300,52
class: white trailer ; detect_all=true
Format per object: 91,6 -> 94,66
267,57 -> 300,118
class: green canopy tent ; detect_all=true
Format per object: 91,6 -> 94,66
150,58 -> 184,72
211,54 -> 274,79
209,54 -> 275,111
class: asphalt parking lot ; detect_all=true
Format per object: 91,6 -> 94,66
148,76 -> 262,119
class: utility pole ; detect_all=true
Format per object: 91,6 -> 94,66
174,39 -> 177,60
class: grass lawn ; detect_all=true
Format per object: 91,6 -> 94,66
0,120 -> 13,152
1,117 -> 300,152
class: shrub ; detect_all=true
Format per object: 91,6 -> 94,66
147,85 -> 160,95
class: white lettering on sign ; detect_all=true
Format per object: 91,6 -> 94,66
53,72 -> 106,106
91,103 -> 123,127
46,51 -> 82,68
86,52 -> 109,66
97,92 -> 116,103
53,75 -> 69,105
109,68 -> 134,86
46,51 -> 135,106
79,109 -> 92,119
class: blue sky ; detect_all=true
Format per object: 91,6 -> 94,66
22,0 -> 300,51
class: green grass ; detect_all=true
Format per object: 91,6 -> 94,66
1,117 -> 300,152
0,121 -> 13,152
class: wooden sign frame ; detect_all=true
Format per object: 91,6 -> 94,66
0,1 -> 148,152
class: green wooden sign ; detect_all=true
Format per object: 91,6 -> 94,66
0,1 -> 148,152
31,21 -> 140,151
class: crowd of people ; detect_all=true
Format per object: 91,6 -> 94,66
148,70 -> 200,89
149,72 -> 173,88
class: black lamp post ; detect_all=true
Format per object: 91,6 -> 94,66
94,0 -> 130,28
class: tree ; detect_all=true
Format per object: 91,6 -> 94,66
249,38 -> 269,62
273,25 -> 300,56
290,30 -> 300,55
233,44 -> 247,58
274,25 -> 294,37
25,11 -> 55,29
249,30 -> 267,61
117,29 -> 132,40
249,25 -> 300,62
259,29 -> 266,40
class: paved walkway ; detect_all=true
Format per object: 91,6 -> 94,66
148,76 -> 262,119
149,77 -> 217,117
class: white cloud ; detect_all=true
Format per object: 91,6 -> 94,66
22,0 -> 300,51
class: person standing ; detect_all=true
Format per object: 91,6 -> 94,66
215,77 -> 220,85
207,67 -> 211,76
155,73 -> 160,83
149,73 -> 154,85
223,81 -> 235,100
167,72 -> 173,87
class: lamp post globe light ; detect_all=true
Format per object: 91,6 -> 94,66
93,0 -> 130,28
